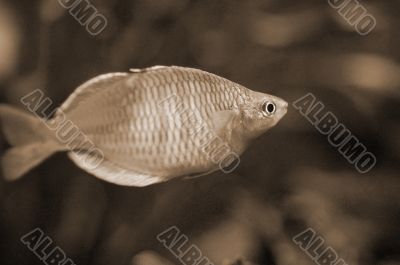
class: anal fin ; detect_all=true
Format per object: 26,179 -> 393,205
68,151 -> 164,187
183,169 -> 218,180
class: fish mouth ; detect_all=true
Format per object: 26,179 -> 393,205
283,102 -> 288,116
276,99 -> 288,121
282,101 -> 288,112
276,98 -> 288,115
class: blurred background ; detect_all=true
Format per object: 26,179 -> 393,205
0,0 -> 399,264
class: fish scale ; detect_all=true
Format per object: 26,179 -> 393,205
0,66 -> 288,186
76,72 -> 240,172
66,67 -> 257,173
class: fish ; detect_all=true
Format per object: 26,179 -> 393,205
0,66 -> 288,187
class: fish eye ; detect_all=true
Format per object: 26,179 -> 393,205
262,101 -> 276,116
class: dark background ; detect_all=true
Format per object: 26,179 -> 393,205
0,0 -> 399,264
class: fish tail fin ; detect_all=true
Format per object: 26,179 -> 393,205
0,104 -> 60,181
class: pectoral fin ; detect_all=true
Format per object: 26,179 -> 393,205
210,110 -> 238,138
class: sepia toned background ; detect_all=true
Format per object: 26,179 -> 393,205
0,0 -> 399,264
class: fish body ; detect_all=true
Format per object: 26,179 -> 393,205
0,66 -> 287,186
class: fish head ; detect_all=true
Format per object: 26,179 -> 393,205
239,89 -> 288,139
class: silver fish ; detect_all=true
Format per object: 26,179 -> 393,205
0,66 -> 287,186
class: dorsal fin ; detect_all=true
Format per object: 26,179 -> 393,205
56,72 -> 129,116
129,65 -> 168,73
